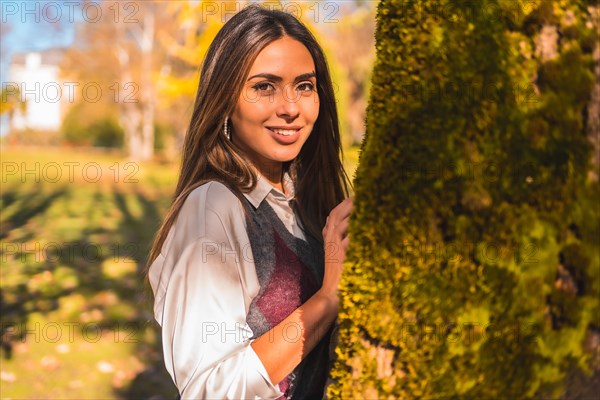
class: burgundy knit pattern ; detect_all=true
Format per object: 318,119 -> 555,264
256,230 -> 319,324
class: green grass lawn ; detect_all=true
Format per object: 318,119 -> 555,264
1,147 -> 179,399
0,145 -> 360,398
1,313 -> 147,398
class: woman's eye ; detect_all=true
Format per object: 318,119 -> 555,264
253,82 -> 274,91
298,82 -> 315,92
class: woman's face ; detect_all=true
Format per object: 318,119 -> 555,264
231,36 -> 320,177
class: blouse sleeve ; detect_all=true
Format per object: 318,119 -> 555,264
150,182 -> 284,399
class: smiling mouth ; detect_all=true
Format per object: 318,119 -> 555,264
267,127 -> 301,136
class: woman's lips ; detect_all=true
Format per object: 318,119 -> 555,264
266,127 -> 301,144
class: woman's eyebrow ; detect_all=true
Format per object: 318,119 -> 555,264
247,71 -> 316,82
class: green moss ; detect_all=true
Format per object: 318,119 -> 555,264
329,0 -> 599,397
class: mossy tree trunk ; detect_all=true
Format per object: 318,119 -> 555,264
329,1 -> 599,398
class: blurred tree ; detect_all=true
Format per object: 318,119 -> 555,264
152,0 -> 228,156
1,85 -> 29,145
89,116 -> 124,148
329,0 -> 598,398
328,4 -> 376,145
61,1 -> 177,160
0,85 -> 27,118
60,103 -> 93,146
59,98 -> 122,147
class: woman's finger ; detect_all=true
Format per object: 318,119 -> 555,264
336,218 -> 350,235
337,197 -> 354,220
341,235 -> 350,250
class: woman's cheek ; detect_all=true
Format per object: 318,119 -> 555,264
304,95 -> 320,122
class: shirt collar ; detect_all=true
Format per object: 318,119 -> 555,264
243,170 -> 295,208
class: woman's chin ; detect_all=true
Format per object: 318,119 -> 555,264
270,149 -> 301,162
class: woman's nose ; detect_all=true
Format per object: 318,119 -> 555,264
276,84 -> 300,118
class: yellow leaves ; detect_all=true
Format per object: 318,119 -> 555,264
351,293 -> 363,303
101,258 -> 136,280
27,270 -> 54,293
158,11 -> 221,67
155,75 -> 198,107
155,1 -> 226,110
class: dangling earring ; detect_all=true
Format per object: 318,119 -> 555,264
223,116 -> 231,140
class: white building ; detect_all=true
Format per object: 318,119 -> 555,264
7,49 -> 66,132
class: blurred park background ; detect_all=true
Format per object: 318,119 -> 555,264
0,0 -> 372,397
2,0 -> 599,399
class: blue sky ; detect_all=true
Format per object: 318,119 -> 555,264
1,0 -> 81,83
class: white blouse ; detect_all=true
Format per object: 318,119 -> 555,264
148,171 -> 307,399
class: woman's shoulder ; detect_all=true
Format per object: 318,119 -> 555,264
175,180 -> 246,243
184,180 -> 244,219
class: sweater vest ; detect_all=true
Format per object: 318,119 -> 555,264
242,196 -> 334,400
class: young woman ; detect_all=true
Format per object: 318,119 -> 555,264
146,4 -> 353,399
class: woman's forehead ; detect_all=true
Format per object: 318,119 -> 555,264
248,38 -> 315,78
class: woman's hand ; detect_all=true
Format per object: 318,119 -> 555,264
319,196 -> 354,302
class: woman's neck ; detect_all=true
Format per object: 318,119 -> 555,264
256,164 -> 284,194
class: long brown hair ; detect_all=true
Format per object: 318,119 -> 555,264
145,4 -> 351,287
